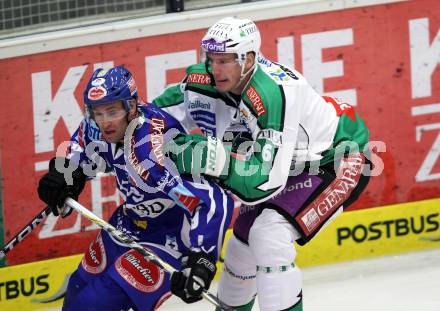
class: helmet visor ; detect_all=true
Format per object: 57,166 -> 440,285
205,53 -> 239,70
91,105 -> 128,122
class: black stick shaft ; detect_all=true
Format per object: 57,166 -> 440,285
0,206 -> 52,260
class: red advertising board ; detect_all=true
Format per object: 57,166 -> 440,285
0,0 -> 439,265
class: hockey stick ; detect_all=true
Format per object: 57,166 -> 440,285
64,198 -> 234,311
0,206 -> 52,260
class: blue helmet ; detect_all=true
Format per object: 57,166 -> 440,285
83,66 -> 138,114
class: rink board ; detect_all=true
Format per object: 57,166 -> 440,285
1,198 -> 439,310
1,0 -> 440,267
295,198 -> 440,267
0,254 -> 81,310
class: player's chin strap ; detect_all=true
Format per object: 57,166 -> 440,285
63,198 -> 234,311
231,55 -> 257,93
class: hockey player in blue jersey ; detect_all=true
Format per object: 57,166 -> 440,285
37,66 -> 234,310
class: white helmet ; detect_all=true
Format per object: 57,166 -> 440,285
201,17 -> 261,64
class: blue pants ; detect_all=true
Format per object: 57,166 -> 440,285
62,214 -> 182,310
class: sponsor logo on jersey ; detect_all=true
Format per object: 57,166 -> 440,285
273,62 -> 299,80
190,111 -> 216,136
81,233 -> 107,274
246,86 -> 266,116
322,96 -> 356,121
115,249 -> 164,293
187,73 -> 211,85
269,68 -> 291,82
87,86 -> 107,100
201,38 -> 226,52
296,153 -> 364,236
188,100 -> 211,110
128,136 -> 150,182
273,178 -> 313,198
126,198 -> 174,218
258,56 -> 272,67
150,118 -> 165,166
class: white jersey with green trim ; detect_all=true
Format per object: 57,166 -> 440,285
153,57 -> 369,204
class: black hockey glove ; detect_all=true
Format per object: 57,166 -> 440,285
230,131 -> 254,157
38,157 -> 86,217
170,252 -> 217,304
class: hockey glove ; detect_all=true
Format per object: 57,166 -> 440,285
167,133 -> 229,179
230,131 -> 254,159
170,252 -> 217,304
38,157 -> 86,217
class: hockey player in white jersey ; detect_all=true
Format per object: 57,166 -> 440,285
153,17 -> 371,311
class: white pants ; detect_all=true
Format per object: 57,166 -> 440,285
217,209 -> 303,311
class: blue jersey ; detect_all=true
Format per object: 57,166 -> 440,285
67,103 -> 234,260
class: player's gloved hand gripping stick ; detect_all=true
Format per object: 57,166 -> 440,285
0,199 -> 233,310
63,198 -> 234,311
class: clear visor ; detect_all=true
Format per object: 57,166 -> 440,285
204,53 -> 241,72
91,107 -> 128,122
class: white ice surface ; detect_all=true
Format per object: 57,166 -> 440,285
160,247 -> 440,311
45,247 -> 440,311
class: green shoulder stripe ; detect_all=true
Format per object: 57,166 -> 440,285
185,62 -> 206,74
184,62 -> 217,94
153,63 -> 215,108
153,84 -> 184,108
320,112 -> 370,164
242,65 -> 284,131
